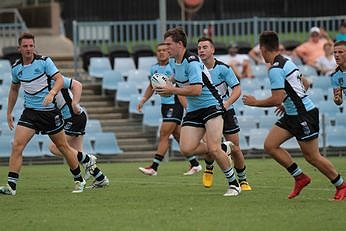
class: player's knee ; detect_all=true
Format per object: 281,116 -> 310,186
263,141 -> 274,154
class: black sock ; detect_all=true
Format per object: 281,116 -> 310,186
91,167 -> 105,181
187,155 -> 199,167
8,172 -> 19,190
204,159 -> 214,170
70,165 -> 83,182
77,151 -> 90,163
151,154 -> 164,171
235,166 -> 247,182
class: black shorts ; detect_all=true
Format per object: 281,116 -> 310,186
276,108 -> 319,141
182,105 -> 224,128
161,103 -> 184,124
223,108 -> 240,134
18,108 -> 64,135
64,111 -> 87,137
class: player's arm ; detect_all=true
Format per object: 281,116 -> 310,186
224,85 -> 241,109
242,89 -> 285,107
177,95 -> 187,108
333,88 -> 343,105
137,83 -> 154,112
70,79 -> 83,114
43,72 -> 64,106
7,83 -> 20,130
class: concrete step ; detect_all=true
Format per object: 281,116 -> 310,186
88,113 -> 123,120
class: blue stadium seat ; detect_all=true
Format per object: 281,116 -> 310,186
85,119 -> 103,134
237,115 -> 259,132
252,64 -> 268,79
0,136 -> 12,157
258,115 -> 278,129
281,137 -> 300,149
127,69 -> 151,83
317,101 -> 342,115
114,57 -> 136,74
326,126 -> 346,147
0,59 -> 11,75
93,132 -> 123,155
299,65 -> 318,77
101,70 -> 123,92
248,128 -> 269,149
142,104 -> 161,127
116,81 -> 143,103
138,56 -> 157,71
129,94 -> 143,115
88,57 -> 112,78
310,76 -> 331,89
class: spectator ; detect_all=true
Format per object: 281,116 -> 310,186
279,43 -> 302,66
293,26 -> 328,66
335,22 -> 346,41
315,42 -> 337,75
228,43 -> 254,79
248,43 -> 265,65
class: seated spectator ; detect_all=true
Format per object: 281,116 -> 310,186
314,42 -> 336,75
335,22 -> 346,41
227,43 -> 254,79
293,26 -> 328,66
248,44 -> 265,65
279,43 -> 303,66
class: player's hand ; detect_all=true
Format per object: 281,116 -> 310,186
333,88 -> 343,105
242,95 -> 257,106
72,103 -> 81,114
155,81 -> 174,97
137,101 -> 144,113
275,105 -> 285,117
6,113 -> 14,130
43,91 -> 55,106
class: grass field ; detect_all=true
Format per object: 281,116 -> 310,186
0,157 -> 346,231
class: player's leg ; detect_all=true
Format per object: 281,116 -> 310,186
264,125 -> 311,199
139,121 -> 177,176
299,139 -> 346,200
172,125 -> 202,175
204,116 -> 240,196
49,131 -> 86,193
0,125 -> 35,195
225,133 -> 251,191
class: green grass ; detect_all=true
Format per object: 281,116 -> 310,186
1,157 -> 346,231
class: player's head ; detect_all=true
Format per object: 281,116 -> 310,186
164,27 -> 187,58
156,42 -> 169,64
18,32 -> 35,60
197,37 -> 215,62
334,40 -> 346,66
259,31 -> 279,63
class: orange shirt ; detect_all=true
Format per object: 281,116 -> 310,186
295,38 -> 327,65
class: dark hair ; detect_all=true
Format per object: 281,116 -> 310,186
197,37 -> 214,47
157,42 -> 167,47
18,32 -> 35,45
259,31 -> 279,52
164,27 -> 187,47
334,40 -> 346,47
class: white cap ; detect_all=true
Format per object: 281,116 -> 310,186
310,26 -> 320,34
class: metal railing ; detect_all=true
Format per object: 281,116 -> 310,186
0,8 -> 28,52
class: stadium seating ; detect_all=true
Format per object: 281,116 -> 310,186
80,46 -> 103,71
317,101 -> 342,115
114,57 -> 136,74
237,115 -> 259,131
127,69 -> 151,83
142,104 -> 161,127
108,45 -> 131,68
326,126 -> 346,147
299,65 -> 318,77
116,81 -> 143,103
128,94 -> 143,115
138,56 -> 157,71
248,128 -> 269,149
252,64 -> 268,79
257,115 -> 278,129
132,44 -> 155,68
310,76 -> 331,89
93,132 -> 123,155
88,57 -> 112,78
0,59 -> 12,75
1,46 -> 21,65
101,70 -> 123,92
0,136 -> 12,157
22,136 -> 42,157
85,119 -> 103,134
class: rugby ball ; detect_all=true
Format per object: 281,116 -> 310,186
151,73 -> 168,88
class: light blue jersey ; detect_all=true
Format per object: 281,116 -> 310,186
11,54 -> 59,110
269,55 -> 315,115
170,51 -> 223,112
330,66 -> 346,96
150,62 -> 175,105
208,59 -> 239,110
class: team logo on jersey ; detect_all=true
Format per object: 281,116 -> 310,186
34,68 -> 41,75
188,55 -> 196,61
272,62 -> 279,67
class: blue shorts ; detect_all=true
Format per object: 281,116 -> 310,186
182,105 -> 224,128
